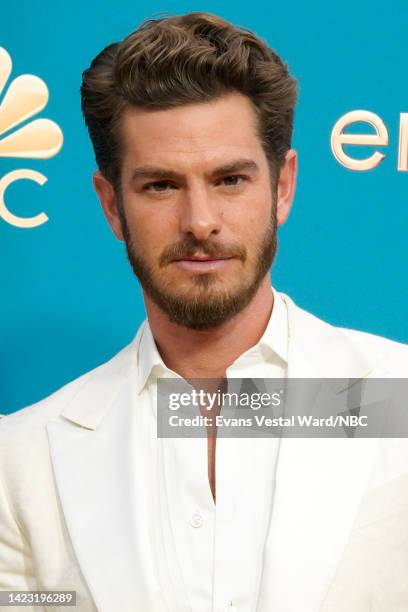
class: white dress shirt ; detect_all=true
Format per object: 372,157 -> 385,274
134,289 -> 288,612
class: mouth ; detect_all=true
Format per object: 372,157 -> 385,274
172,255 -> 235,273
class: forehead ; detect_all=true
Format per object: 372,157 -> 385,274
120,92 -> 265,171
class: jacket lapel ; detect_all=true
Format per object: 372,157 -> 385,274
257,293 -> 386,611
46,327 -> 167,612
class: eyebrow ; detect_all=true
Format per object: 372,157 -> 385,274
129,158 -> 260,183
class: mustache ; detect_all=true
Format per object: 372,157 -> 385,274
159,237 -> 247,267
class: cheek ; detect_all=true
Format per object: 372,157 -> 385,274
225,200 -> 270,244
125,205 -> 178,258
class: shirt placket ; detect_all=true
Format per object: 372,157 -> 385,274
160,434 -> 216,611
211,359 -> 284,612
212,435 -> 280,612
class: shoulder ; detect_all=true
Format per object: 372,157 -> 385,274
0,368 -> 90,437
339,326 -> 408,364
0,328 -> 144,487
334,324 -> 408,377
0,328 -> 143,439
278,291 -> 408,376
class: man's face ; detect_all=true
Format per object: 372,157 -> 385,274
98,92 -> 295,329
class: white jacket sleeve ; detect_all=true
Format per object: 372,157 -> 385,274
0,471 -> 35,590
0,419 -> 41,612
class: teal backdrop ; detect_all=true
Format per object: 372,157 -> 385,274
1,0 -> 407,414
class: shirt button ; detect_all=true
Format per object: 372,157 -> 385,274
190,513 -> 203,528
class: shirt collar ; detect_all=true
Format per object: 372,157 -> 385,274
136,320 -> 168,394
256,285 -> 288,364
136,286 -> 288,394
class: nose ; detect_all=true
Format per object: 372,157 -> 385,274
179,183 -> 221,242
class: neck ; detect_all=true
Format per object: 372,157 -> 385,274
143,276 -> 274,379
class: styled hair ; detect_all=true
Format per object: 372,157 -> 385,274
80,12 -> 298,194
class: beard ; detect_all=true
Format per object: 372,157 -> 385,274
119,203 -> 278,330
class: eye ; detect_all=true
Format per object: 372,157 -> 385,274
218,175 -> 246,187
143,180 -> 177,192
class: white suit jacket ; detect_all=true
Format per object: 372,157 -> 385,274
0,292 -> 408,612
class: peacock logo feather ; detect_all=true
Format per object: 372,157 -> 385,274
0,46 -> 63,159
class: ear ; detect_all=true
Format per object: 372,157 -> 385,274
276,149 -> 298,226
92,170 -> 125,241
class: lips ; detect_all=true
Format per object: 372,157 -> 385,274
175,256 -> 232,262
173,251 -> 233,262
172,255 -> 235,273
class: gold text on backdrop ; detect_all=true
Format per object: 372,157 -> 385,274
331,110 -> 408,171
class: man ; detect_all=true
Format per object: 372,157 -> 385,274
0,11 -> 407,612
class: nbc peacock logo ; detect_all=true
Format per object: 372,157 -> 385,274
0,47 -> 63,228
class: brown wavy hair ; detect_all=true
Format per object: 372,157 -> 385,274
80,12 -> 298,195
